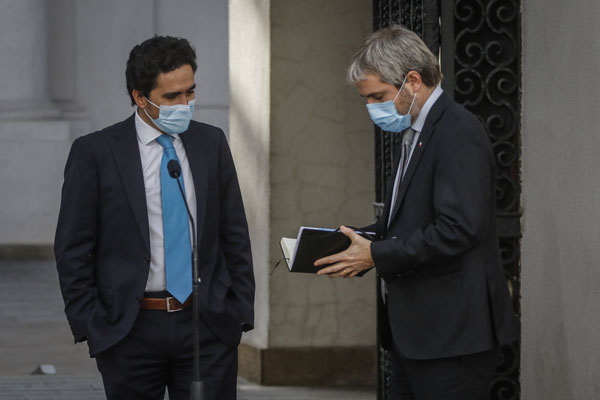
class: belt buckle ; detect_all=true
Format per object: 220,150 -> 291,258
166,297 -> 182,313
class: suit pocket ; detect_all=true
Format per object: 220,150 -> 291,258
97,287 -> 117,323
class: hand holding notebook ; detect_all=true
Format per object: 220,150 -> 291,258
279,225 -> 375,276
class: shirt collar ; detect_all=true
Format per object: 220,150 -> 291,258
134,108 -> 180,145
411,85 -> 443,133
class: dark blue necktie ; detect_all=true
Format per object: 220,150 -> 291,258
155,134 -> 192,303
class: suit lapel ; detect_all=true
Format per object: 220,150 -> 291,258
181,129 -> 208,246
381,139 -> 403,231
109,115 -> 150,253
387,92 -> 452,226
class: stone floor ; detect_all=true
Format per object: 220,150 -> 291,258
0,376 -> 375,400
0,260 -> 375,399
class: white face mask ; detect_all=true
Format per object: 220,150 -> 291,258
144,98 -> 195,134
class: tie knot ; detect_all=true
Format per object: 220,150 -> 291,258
156,134 -> 174,150
402,128 -> 415,146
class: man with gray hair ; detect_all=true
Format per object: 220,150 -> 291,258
316,25 -> 517,398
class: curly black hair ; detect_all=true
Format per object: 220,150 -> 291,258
126,36 -> 197,106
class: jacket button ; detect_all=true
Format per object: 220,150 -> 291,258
144,256 -> 150,263
136,296 -> 142,304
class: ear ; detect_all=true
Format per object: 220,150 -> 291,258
132,90 -> 147,109
405,71 -> 423,94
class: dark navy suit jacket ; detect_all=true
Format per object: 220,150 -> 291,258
366,92 -> 518,360
54,115 -> 255,356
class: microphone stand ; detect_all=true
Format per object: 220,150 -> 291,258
170,162 -> 205,400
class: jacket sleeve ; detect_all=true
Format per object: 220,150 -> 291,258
371,119 -> 494,279
217,131 -> 255,331
359,218 -> 384,240
54,137 -> 98,343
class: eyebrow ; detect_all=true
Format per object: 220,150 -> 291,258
361,91 -> 384,99
162,83 -> 196,98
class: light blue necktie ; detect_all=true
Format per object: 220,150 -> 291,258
156,134 -> 192,303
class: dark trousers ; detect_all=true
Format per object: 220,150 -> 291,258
390,347 -> 500,400
95,300 -> 237,400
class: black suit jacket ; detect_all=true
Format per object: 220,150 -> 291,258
54,115 -> 255,356
367,92 -> 517,360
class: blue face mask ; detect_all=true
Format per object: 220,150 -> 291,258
144,98 -> 195,134
366,77 -> 416,132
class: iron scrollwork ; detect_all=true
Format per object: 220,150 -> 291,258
372,1 -> 521,399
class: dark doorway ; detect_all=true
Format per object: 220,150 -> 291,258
372,1 -> 521,399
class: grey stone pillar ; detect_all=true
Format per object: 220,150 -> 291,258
0,0 -> 60,119
0,0 -> 77,249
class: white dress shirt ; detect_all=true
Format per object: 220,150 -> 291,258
134,109 -> 197,292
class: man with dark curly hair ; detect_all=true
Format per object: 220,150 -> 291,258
55,36 -> 255,400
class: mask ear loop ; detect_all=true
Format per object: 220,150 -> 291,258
392,75 -> 417,114
392,74 -> 410,104
145,97 -> 159,109
143,107 -> 156,122
142,97 -> 162,123
407,93 -> 417,114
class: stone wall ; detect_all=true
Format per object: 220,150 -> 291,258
521,0 -> 600,398
230,0 -> 376,385
0,0 -> 229,250
269,0 -> 375,349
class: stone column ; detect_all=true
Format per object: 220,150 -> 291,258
228,0 -> 271,352
230,0 -> 375,385
0,0 -> 60,119
0,0 -> 74,251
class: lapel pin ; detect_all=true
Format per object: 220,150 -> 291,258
418,142 -> 422,148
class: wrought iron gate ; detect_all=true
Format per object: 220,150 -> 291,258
372,1 -> 521,398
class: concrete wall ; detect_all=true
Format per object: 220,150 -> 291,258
0,0 -> 71,247
269,0 -> 375,348
229,0 -> 375,384
521,1 -> 600,398
0,0 -> 229,248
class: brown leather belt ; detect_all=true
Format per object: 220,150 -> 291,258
140,296 -> 191,312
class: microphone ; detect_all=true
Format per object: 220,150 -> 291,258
165,159 -> 204,399
167,159 -> 181,179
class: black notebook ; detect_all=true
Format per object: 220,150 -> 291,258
280,227 -> 375,274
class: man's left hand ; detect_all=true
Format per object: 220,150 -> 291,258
315,226 -> 374,278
